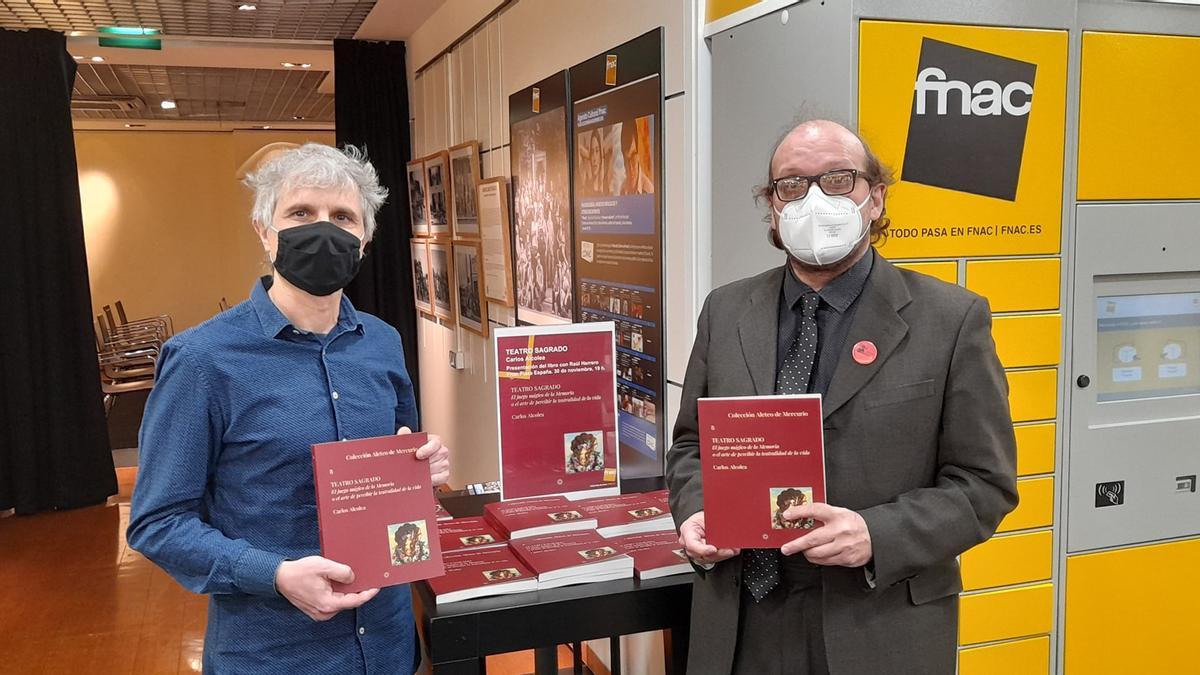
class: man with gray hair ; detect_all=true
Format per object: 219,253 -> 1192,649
667,120 -> 1018,673
129,143 -> 449,673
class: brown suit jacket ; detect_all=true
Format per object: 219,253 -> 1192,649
666,253 -> 1018,674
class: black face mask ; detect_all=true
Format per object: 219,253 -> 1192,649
271,221 -> 363,296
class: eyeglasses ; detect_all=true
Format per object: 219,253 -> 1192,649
770,169 -> 861,202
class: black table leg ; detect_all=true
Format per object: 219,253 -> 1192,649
572,641 -> 583,674
534,646 -> 558,674
609,636 -> 621,675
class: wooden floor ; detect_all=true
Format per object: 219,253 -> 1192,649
0,468 -> 581,675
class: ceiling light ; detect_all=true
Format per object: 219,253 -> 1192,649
292,115 -> 306,120
91,56 -> 105,62
160,100 -> 176,110
238,3 -> 257,10
72,55 -> 84,60
69,30 -> 85,37
261,125 -> 271,130
281,62 -> 312,69
124,123 -> 146,128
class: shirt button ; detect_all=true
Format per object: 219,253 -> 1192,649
292,329 -> 300,335
332,391 -> 340,400
358,627 -> 366,635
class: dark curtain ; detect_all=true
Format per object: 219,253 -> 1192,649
333,39 -> 420,414
0,28 -> 116,514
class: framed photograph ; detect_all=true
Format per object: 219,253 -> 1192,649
427,241 -> 454,321
453,241 -> 487,337
425,151 -> 453,238
406,158 -> 429,237
410,239 -> 433,317
477,177 -> 515,306
449,141 -> 482,238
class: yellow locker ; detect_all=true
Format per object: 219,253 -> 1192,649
960,583 -> 1054,645
895,261 -> 957,285
992,314 -> 1061,368
959,636 -> 1050,675
962,530 -> 1053,591
996,477 -> 1053,533
966,259 -> 1060,312
1014,423 -> 1056,476
1007,369 -> 1058,422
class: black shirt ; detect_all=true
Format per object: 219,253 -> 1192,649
776,249 -> 875,396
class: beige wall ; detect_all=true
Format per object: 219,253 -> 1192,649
77,129 -> 334,334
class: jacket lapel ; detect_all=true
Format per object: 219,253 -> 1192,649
822,256 -> 912,420
737,266 -> 785,395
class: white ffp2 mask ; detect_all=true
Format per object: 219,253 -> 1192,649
774,189 -> 872,266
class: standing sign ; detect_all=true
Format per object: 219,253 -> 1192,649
494,323 -> 620,501
569,29 -> 666,480
858,21 -> 1067,258
509,72 -> 575,326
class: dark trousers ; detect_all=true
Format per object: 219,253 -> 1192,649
731,556 -> 829,675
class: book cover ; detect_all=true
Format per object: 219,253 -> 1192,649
434,500 -> 453,521
427,546 -> 538,604
438,516 -> 507,553
311,433 -> 445,592
483,495 -> 598,539
576,493 -> 673,538
699,395 -> 826,549
509,530 -> 634,588
607,530 -> 693,580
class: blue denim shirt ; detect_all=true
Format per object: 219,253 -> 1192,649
128,277 -> 420,674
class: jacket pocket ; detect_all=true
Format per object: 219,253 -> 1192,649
864,379 -> 937,410
907,560 -> 963,605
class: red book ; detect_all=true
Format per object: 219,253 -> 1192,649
438,517 -> 507,552
311,433 -> 445,592
608,531 -> 692,580
434,500 -> 453,521
509,530 -> 634,589
576,493 -> 674,538
427,546 -> 538,604
484,495 -> 598,539
699,395 -> 827,549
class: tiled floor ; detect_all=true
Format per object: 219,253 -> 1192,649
0,468 -> 580,674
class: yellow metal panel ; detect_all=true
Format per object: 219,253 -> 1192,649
1066,539 -> 1200,672
997,477 -> 1054,533
1079,32 -> 1200,200
705,0 -> 759,24
1006,369 -> 1058,423
1014,423 -> 1055,476
959,636 -> 1050,675
992,314 -> 1061,368
961,531 -> 1053,591
965,258 -> 1060,312
960,583 -> 1054,645
895,261 -> 957,285
859,21 -> 1067,258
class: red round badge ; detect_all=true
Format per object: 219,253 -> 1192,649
852,340 -> 877,365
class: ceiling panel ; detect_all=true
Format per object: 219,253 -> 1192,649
0,0 -> 377,40
72,63 -> 334,122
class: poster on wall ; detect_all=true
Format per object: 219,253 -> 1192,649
411,239 -> 433,317
494,323 -> 620,501
858,21 -> 1067,259
407,159 -> 429,237
449,141 -> 482,237
478,177 -> 515,306
569,28 -> 665,480
453,241 -> 487,337
428,241 -> 454,321
426,151 -> 453,238
509,72 -> 575,326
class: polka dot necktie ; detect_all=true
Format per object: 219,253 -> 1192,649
743,291 -> 819,602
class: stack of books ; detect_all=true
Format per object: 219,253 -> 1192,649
575,492 -> 674,538
483,495 -> 598,539
438,516 -> 507,553
508,530 -> 634,589
607,530 -> 692,580
427,546 -> 537,604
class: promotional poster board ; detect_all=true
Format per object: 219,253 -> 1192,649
858,21 -> 1067,258
509,72 -> 575,326
494,323 -> 620,501
569,29 -> 666,480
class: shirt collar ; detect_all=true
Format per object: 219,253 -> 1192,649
249,276 -> 365,339
782,247 -> 875,314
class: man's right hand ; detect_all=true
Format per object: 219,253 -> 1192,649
275,556 -> 379,621
678,511 -> 739,566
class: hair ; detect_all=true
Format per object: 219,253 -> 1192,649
621,120 -> 638,156
393,523 -> 420,544
775,488 -> 807,509
243,142 -> 388,241
753,119 -> 896,248
571,432 -> 597,454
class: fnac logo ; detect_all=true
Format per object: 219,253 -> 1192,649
901,38 -> 1037,201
